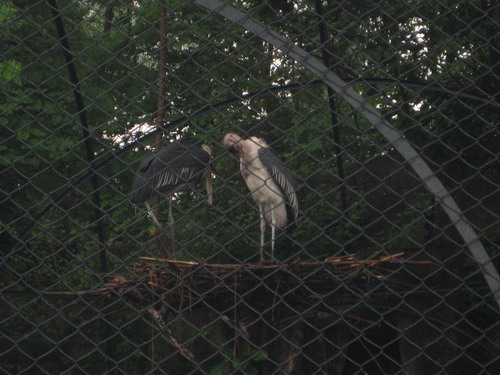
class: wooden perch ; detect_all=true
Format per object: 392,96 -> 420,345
40,253 -> 431,313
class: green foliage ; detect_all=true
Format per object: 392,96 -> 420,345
0,2 -> 17,21
210,344 -> 267,375
0,60 -> 22,85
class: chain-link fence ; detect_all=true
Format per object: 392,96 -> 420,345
1,0 -> 499,373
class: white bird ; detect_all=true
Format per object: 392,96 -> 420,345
131,138 -> 213,228
223,133 -> 298,261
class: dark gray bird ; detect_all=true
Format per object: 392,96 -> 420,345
131,139 -> 213,228
223,133 -> 298,260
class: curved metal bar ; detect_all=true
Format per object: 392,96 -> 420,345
192,0 -> 500,308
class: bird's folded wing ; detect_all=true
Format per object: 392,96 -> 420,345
258,147 -> 299,223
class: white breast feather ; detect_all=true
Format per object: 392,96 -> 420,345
240,139 -> 288,228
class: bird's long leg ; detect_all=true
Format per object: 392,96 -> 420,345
271,203 -> 276,260
145,201 -> 163,229
168,195 -> 176,252
259,204 -> 266,262
168,195 -> 174,226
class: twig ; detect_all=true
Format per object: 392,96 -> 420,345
148,306 -> 195,360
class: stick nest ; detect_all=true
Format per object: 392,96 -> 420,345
84,253 -> 430,311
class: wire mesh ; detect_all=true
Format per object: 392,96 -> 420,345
1,0 -> 498,374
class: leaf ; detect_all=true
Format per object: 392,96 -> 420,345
0,2 -> 17,22
253,350 -> 268,362
209,361 -> 228,375
18,130 -> 30,141
242,344 -> 255,357
0,60 -> 22,85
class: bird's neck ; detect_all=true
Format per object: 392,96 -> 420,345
238,137 -> 266,156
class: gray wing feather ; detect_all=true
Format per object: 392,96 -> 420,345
258,147 -> 299,226
131,140 -> 210,204
152,167 -> 201,192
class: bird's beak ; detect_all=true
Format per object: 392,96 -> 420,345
227,145 -> 239,154
223,134 -> 242,155
226,141 -> 244,155
204,169 -> 213,205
